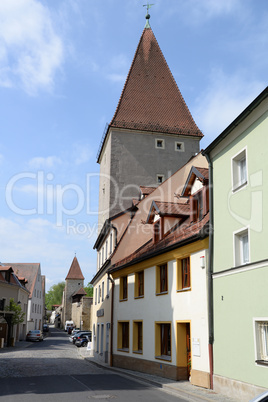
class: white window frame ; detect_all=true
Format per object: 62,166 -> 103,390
253,318 -> 268,365
155,139 -> 165,149
231,147 -> 248,192
175,141 -> 185,152
157,174 -> 165,184
233,227 -> 250,266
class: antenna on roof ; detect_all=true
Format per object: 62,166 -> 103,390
143,2 -> 154,28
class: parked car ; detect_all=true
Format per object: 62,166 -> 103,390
42,324 -> 49,332
71,328 -> 80,335
68,330 -> 85,343
26,330 -> 44,342
75,334 -> 91,347
71,331 -> 91,344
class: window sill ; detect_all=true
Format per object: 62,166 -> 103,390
232,180 -> 247,193
118,348 -> 129,353
155,355 -> 171,362
156,291 -> 168,296
133,350 -> 143,355
255,360 -> 268,367
177,287 -> 191,293
134,295 -> 144,300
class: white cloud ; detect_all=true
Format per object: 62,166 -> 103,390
195,70 -> 265,146
28,156 -> 62,169
0,0 -> 64,95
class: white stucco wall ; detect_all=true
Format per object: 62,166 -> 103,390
112,247 -> 210,374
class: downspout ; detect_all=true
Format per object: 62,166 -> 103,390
203,150 -> 214,389
108,273 -> 114,367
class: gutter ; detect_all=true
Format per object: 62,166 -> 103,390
108,273 -> 114,367
202,150 -> 214,390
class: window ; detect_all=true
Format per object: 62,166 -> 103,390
156,263 -> 168,295
157,174 -> 164,184
118,321 -> 129,351
234,228 -> 249,266
155,139 -> 165,149
153,220 -> 162,243
133,321 -> 143,353
135,271 -> 144,298
98,284 -> 101,303
190,190 -> 203,222
107,276 -> 110,298
155,322 -> 171,360
232,148 -> 247,191
120,276 -> 128,301
0,299 -> 5,311
175,141 -> 184,152
254,320 -> 268,365
109,232 -> 113,255
177,257 -> 191,291
102,281 -> 104,302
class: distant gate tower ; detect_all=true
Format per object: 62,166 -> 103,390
96,12 -> 203,225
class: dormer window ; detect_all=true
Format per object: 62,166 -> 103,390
154,220 -> 161,243
190,189 -> 203,222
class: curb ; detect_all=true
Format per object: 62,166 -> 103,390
78,350 -> 220,402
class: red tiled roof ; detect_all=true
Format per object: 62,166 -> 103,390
4,263 -> 40,298
0,266 -> 13,271
154,201 -> 190,216
65,257 -> 84,280
72,287 -> 87,297
111,214 -> 209,270
140,186 -> 157,196
110,28 -> 202,138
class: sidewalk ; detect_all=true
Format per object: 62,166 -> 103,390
78,348 -> 237,402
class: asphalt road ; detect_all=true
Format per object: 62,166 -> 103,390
0,326 -> 186,401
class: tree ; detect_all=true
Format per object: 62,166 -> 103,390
45,282 -> 65,310
5,298 -> 25,325
84,283 -> 93,297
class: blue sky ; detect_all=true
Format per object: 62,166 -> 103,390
0,0 -> 267,291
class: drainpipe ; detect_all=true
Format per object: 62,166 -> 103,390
108,273 -> 114,367
203,150 -> 214,389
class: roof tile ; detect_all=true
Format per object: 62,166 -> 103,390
110,28 -> 202,137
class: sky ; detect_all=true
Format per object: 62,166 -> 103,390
0,0 -> 267,292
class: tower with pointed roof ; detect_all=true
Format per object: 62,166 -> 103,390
62,256 -> 85,324
97,13 -> 202,225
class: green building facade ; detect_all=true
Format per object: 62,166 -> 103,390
204,87 -> 268,400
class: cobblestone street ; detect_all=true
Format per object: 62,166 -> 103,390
0,328 -> 107,378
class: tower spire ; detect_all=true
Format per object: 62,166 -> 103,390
143,2 -> 154,28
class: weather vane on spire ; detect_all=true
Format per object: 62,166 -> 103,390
143,2 -> 154,28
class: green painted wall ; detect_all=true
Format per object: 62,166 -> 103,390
213,266 -> 268,388
211,107 -> 268,388
213,111 -> 268,272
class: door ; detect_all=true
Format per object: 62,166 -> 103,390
177,322 -> 191,381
